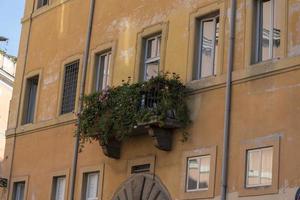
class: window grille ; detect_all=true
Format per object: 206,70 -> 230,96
61,61 -> 79,114
131,164 -> 151,174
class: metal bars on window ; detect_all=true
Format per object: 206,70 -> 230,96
195,14 -> 219,80
61,61 -> 79,114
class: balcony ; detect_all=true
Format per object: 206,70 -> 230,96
78,73 -> 190,159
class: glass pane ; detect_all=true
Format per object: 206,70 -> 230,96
261,0 -> 271,61
157,36 -> 161,57
86,173 -> 99,199
145,62 -> 159,80
147,38 -> 156,59
14,182 -> 25,200
200,20 -> 214,78
187,159 -> 199,191
55,177 -> 65,200
199,156 -> 210,172
199,172 -> 209,189
213,18 -> 219,75
247,150 -> 261,186
273,0 -> 280,58
261,148 -> 273,185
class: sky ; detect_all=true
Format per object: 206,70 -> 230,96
0,0 -> 25,57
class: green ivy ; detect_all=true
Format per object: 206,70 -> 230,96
77,72 -> 190,146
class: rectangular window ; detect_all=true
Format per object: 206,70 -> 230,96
52,176 -> 66,200
186,155 -> 211,192
82,172 -> 99,200
94,51 -> 111,91
22,75 -> 39,125
12,181 -> 25,200
61,60 -> 79,114
131,164 -> 151,174
246,147 -> 273,188
142,34 -> 161,80
253,0 -> 280,63
37,0 -> 48,9
194,13 -> 219,80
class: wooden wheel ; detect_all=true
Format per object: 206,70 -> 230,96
112,174 -> 171,200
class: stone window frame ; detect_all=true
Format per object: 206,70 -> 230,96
186,2 -> 225,82
57,54 -> 83,120
77,164 -> 104,200
134,22 -> 169,81
36,0 -> 50,10
244,0 -> 287,67
9,176 -> 29,200
88,41 -> 117,93
127,155 -> 156,176
180,146 -> 217,199
49,169 -> 70,200
238,134 -> 280,197
18,69 -> 42,127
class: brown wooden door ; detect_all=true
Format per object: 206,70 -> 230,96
112,174 -> 171,200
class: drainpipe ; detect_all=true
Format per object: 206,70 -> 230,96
6,0 -> 36,199
220,0 -> 236,200
69,0 -> 95,199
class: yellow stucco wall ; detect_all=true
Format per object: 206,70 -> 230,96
1,0 -> 300,199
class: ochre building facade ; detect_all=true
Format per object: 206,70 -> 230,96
1,0 -> 300,200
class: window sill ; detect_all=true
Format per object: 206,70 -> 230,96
7,113 -> 77,137
186,74 -> 226,94
21,0 -> 73,23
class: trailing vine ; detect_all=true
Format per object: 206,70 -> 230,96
77,72 -> 190,147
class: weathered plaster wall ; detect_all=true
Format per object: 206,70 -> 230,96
2,0 -> 300,199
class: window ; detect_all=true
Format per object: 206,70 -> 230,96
253,0 -> 280,63
12,181 -> 25,200
61,60 -> 79,114
94,51 -> 111,91
186,155 -> 211,192
194,13 -> 219,79
52,176 -> 66,200
131,164 -> 151,174
22,75 -> 39,125
246,147 -> 273,188
37,0 -> 48,9
142,34 -> 161,80
82,172 -> 99,200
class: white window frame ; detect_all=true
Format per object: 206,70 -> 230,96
196,14 -> 219,80
246,147 -> 273,188
95,51 -> 111,92
254,0 -> 276,63
186,155 -> 211,192
143,34 -> 161,80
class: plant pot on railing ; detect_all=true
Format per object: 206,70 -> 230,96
99,138 -> 121,159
